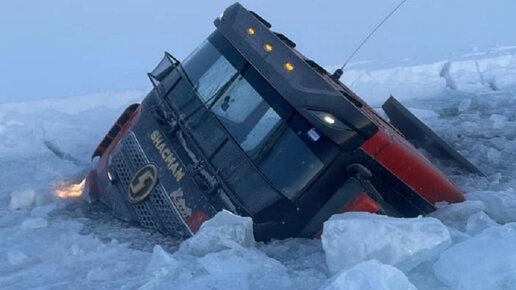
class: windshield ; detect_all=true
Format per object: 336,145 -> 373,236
180,39 -> 323,200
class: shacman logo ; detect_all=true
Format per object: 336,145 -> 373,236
128,164 -> 158,203
150,130 -> 185,183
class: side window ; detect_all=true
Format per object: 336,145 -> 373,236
182,41 -> 238,103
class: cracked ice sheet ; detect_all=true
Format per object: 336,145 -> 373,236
2,49 -> 516,289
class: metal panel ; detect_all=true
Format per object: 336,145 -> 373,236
382,96 -> 484,176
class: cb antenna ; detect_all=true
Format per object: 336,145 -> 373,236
332,0 -> 409,80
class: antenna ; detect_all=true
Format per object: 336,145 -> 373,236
332,0 -> 409,80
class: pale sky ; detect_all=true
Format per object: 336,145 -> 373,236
1,0 -> 515,101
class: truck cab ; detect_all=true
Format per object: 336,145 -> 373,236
84,3 -> 463,241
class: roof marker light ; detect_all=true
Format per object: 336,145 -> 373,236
263,43 -> 273,52
284,62 -> 294,72
247,27 -> 255,35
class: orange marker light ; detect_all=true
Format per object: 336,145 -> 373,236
284,62 -> 294,72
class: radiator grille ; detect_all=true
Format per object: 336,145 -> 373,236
108,131 -> 192,237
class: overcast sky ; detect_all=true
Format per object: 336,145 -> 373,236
1,0 -> 515,101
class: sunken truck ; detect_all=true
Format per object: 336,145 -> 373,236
83,3 -> 481,241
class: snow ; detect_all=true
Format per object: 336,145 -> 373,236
321,213 -> 451,273
1,48 -> 516,289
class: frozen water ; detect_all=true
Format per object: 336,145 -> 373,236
430,200 -> 486,231
321,212 -> 451,273
467,191 -> 516,224
320,260 -> 416,290
21,217 -> 48,229
30,203 -> 57,218
457,98 -> 471,112
9,189 -> 36,211
7,251 -> 29,266
1,48 -> 516,289
178,210 -> 255,257
465,211 -> 499,236
489,113 -> 508,129
140,228 -> 291,290
146,245 -> 180,275
434,223 -> 516,289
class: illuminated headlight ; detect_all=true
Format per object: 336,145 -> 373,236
218,12 -> 224,20
309,110 -> 350,130
323,115 -> 335,125
107,170 -> 116,183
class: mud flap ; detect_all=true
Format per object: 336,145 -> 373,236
382,96 -> 485,176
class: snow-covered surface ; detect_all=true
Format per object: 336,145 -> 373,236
2,48 -> 516,289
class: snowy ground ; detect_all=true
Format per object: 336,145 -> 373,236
1,47 -> 516,289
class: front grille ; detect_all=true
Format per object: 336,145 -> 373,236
109,132 -> 192,237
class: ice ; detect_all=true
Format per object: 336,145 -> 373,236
1,48 -> 516,289
434,223 -> 516,289
70,243 -> 84,256
140,219 -> 291,290
30,203 -> 57,217
197,248 -> 291,289
487,147 -> 501,163
489,113 -> 508,129
321,212 -> 451,273
9,189 -> 36,211
458,98 -> 472,112
465,211 -> 499,236
467,191 -> 516,223
21,217 -> 48,229
408,108 -> 438,120
7,251 -> 30,266
146,245 -> 180,275
320,260 -> 416,290
178,210 -> 255,257
86,267 -> 113,282
430,200 -> 486,231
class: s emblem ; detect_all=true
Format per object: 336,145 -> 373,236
128,164 -> 158,203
